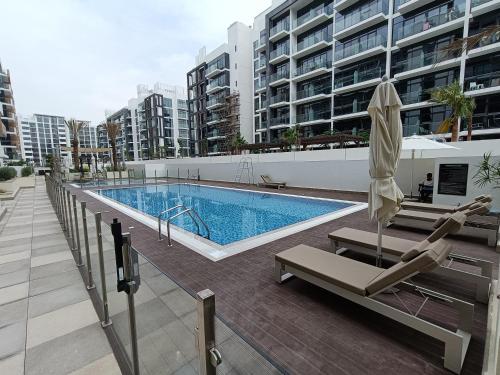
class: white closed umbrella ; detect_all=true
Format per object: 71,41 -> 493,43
402,135 -> 458,198
368,77 -> 404,267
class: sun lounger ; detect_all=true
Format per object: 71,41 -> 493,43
259,175 -> 286,189
328,214 -> 492,303
392,202 -> 499,247
401,194 -> 492,214
275,234 -> 473,374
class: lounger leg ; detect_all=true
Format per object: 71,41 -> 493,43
487,231 -> 497,247
444,333 -> 470,374
435,266 -> 491,303
275,260 -> 293,283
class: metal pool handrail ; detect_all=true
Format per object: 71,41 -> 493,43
158,205 -> 211,246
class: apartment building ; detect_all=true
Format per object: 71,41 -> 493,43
187,22 -> 253,156
18,114 -> 71,166
98,84 -> 188,163
0,60 -> 20,162
252,0 -> 500,143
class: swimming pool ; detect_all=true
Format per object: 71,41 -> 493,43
87,184 -> 367,260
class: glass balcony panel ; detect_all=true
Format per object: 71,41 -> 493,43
296,110 -> 331,122
270,116 -> 290,126
471,0 -> 494,7
297,30 -> 333,51
270,45 -> 290,60
270,93 -> 290,104
334,66 -> 383,88
269,70 -> 290,83
270,19 -> 290,36
296,84 -> 331,99
465,71 -> 500,91
392,50 -> 458,74
295,58 -> 332,77
296,2 -> 334,27
335,0 -> 388,33
335,33 -> 386,60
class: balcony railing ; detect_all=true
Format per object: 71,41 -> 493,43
296,84 -> 331,100
255,78 -> 268,91
392,50 -> 458,74
270,116 -> 290,126
261,99 -> 269,107
469,32 -> 500,49
394,1 -> 465,42
260,120 -> 268,129
207,114 -> 226,123
207,80 -> 228,91
296,110 -> 331,123
206,97 -> 225,108
471,0 -> 494,7
270,20 -> 290,37
465,71 -> 500,91
334,66 -> 383,89
206,62 -> 228,75
294,59 -> 332,77
270,93 -> 290,105
269,70 -> 290,83
399,90 -> 429,105
295,3 -> 334,28
297,31 -> 333,52
207,130 -> 223,138
334,98 -> 371,115
335,33 -> 386,60
270,46 -> 290,60
335,0 -> 388,33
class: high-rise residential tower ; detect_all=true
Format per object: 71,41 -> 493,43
0,60 -> 20,162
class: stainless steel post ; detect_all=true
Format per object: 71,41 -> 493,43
142,170 -> 145,184
155,170 -> 157,184
122,233 -> 140,375
72,195 -> 84,267
196,289 -> 221,375
95,212 -> 112,327
61,187 -> 68,232
128,170 -> 131,185
81,202 -> 95,290
67,190 -> 76,250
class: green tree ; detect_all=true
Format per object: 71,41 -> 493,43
103,122 -> 120,171
283,125 -> 301,151
66,119 -> 88,168
431,81 -> 476,142
230,133 -> 247,155
473,152 -> 500,189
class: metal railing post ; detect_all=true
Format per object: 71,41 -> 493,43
119,169 -> 122,184
196,289 -> 221,375
128,170 -> 131,185
142,170 -> 145,184
95,212 -> 112,327
67,190 -> 76,250
177,167 -> 180,181
166,168 -> 168,182
72,195 -> 84,267
113,171 -> 116,185
80,202 -> 95,290
155,169 -> 157,184
122,233 -> 140,375
61,187 -> 68,232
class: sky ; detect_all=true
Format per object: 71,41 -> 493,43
1,0 -> 271,125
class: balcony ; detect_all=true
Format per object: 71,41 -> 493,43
207,130 -> 225,140
269,93 -> 290,108
294,84 -> 331,104
206,81 -> 229,95
255,57 -> 267,73
334,0 -> 388,40
293,32 -> 333,59
206,63 -> 229,79
395,3 -> 465,48
293,59 -> 332,82
256,99 -> 268,112
270,116 -> 290,128
468,33 -> 500,59
269,70 -> 290,87
206,97 -> 225,110
398,0 -> 436,14
333,66 -> 383,94
393,51 -> 461,80
295,110 -> 331,125
464,71 -> 500,97
269,46 -> 290,64
292,3 -> 334,35
255,79 -> 268,93
470,0 -> 500,16
399,90 -> 431,107
334,0 -> 358,12
333,98 -> 371,118
269,21 -> 290,42
334,34 -> 387,67
207,114 -> 227,125
257,120 -> 268,132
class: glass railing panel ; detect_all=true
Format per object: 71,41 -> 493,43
129,247 -> 198,374
294,59 -> 332,77
270,20 -> 290,36
297,31 -> 333,51
392,50 -> 458,74
335,0 -> 388,33
471,0 -> 493,7
214,316 -> 281,374
270,46 -> 290,60
335,34 -> 386,60
296,3 -> 334,27
469,32 -> 500,49
465,71 -> 500,91
270,93 -> 290,104
296,84 -> 331,99
399,90 -> 429,104
334,66 -> 383,88
296,110 -> 331,122
270,116 -> 290,126
269,70 -> 290,82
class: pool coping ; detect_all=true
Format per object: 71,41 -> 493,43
84,183 -> 368,261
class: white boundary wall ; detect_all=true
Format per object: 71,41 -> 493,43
126,140 -> 500,208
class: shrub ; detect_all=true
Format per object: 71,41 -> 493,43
0,166 -> 17,181
21,166 -> 33,177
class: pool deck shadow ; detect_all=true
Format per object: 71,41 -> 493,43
71,180 -> 497,375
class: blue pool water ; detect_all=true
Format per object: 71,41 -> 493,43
99,184 -> 354,245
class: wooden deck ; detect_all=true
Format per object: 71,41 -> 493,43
71,180 -> 497,375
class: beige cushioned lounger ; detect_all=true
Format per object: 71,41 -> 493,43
401,194 -> 492,214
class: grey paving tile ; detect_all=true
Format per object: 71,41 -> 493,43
29,269 -> 82,297
25,323 -> 112,375
0,237 -> 32,249
0,351 -> 25,375
30,259 -> 77,280
31,243 -> 70,258
0,243 -> 31,256
0,299 -> 28,326
28,283 -> 88,318
143,272 -> 179,297
31,236 -> 68,250
0,259 -> 30,276
0,321 -> 26,360
160,288 -> 196,319
0,268 -> 30,289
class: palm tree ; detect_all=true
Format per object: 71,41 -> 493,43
431,81 -> 475,142
231,133 -> 247,155
103,122 -> 120,171
66,119 -> 87,168
283,125 -> 301,151
177,138 -> 184,158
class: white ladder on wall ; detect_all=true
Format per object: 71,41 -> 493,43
234,157 -> 254,184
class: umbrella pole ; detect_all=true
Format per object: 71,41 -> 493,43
376,221 -> 383,267
410,149 -> 415,199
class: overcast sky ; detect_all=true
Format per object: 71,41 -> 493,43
1,0 -> 271,125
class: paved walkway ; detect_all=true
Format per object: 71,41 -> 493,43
0,178 -> 121,374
